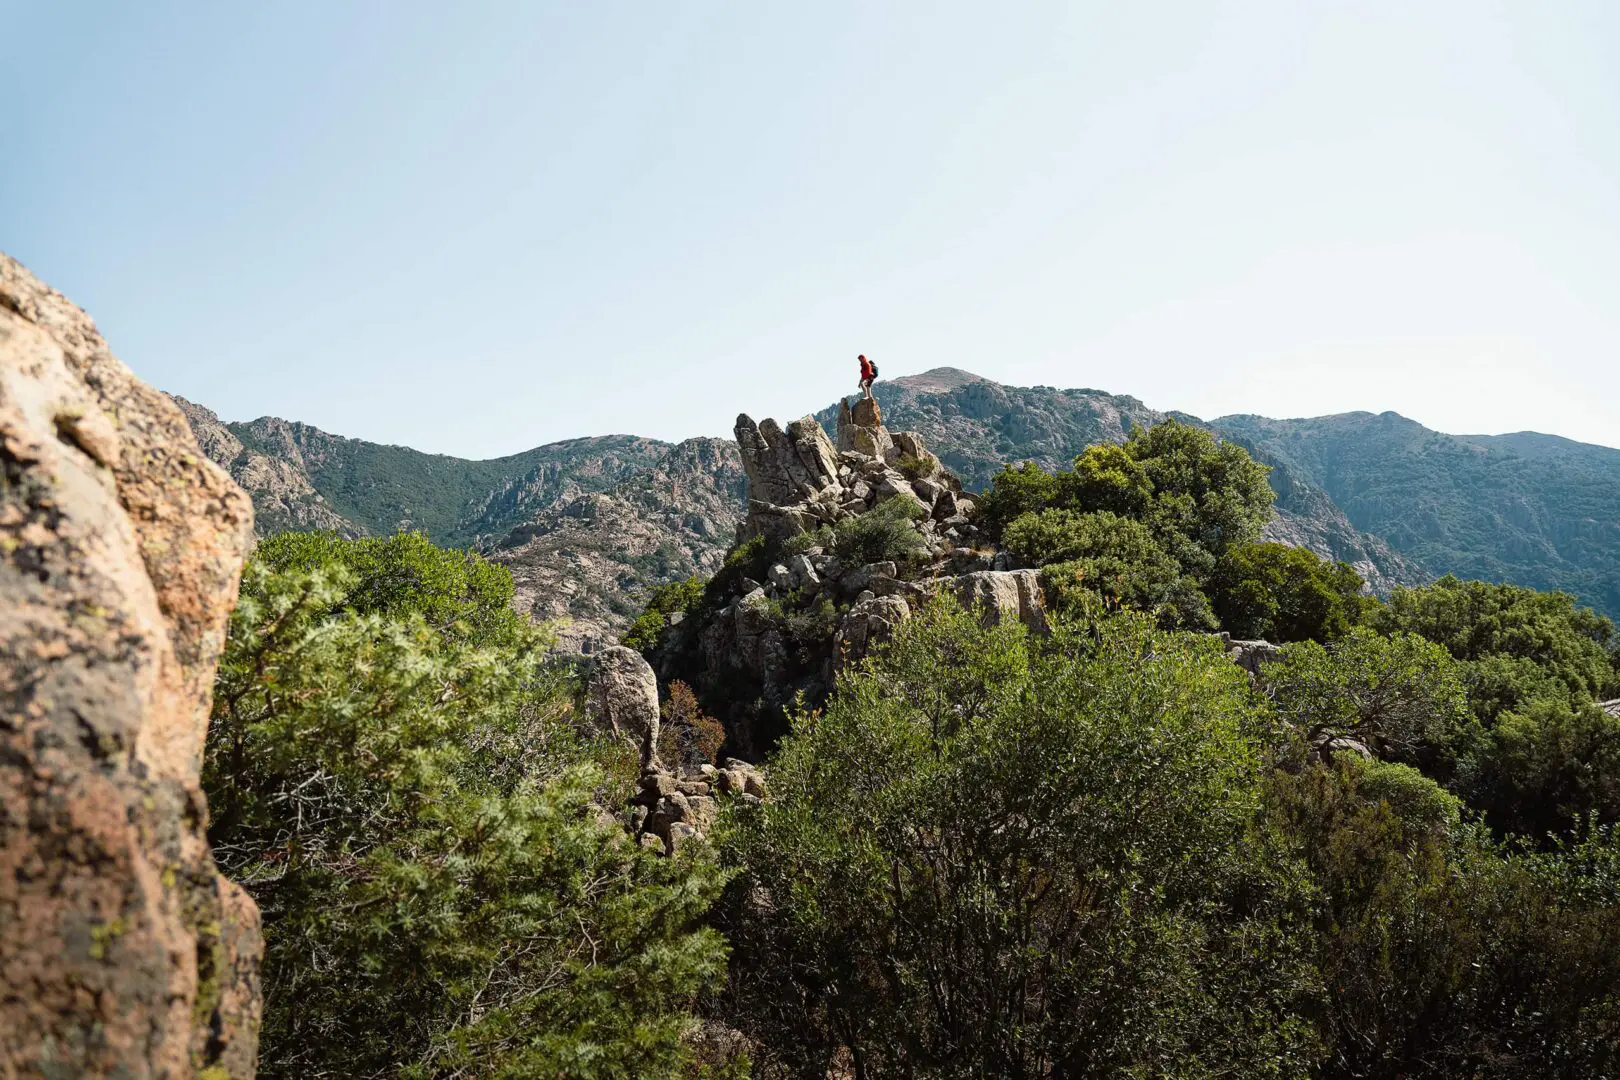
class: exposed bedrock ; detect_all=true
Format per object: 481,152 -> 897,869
0,253 -> 261,1078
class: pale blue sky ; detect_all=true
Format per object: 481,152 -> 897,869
5,2 -> 1618,456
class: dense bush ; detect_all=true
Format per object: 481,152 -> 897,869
828,494 -> 929,567
1262,628 -> 1472,769
720,601 -> 1620,1077
891,450 -> 937,481
1209,541 -> 1371,643
1375,576 -> 1620,703
206,538 -> 727,1078
976,420 -> 1278,637
977,420 -> 1273,563
1363,576 -> 1620,838
722,600 -> 1321,1077
255,528 -> 529,648
1464,697 -> 1620,838
1005,508 -> 1213,627
1126,418 -> 1276,561
1267,764 -> 1620,1078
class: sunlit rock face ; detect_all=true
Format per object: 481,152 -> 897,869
0,252 -> 261,1078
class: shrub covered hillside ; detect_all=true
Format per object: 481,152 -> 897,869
720,600 -> 1620,1077
201,409 -> 1620,1078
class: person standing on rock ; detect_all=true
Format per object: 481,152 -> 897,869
857,353 -> 878,400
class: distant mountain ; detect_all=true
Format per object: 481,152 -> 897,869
172,396 -> 741,646
174,397 -> 669,547
1212,411 -> 1620,618
176,368 -> 1620,637
491,438 -> 745,650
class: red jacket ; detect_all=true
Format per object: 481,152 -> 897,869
859,357 -> 875,381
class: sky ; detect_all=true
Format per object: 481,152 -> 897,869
4,1 -> 1618,458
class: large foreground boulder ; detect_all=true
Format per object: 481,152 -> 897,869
0,254 -> 260,1077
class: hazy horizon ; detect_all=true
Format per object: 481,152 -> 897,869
6,2 -> 1618,456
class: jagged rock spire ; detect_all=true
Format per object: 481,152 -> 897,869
734,413 -> 840,506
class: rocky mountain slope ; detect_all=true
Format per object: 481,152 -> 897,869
490,438 -> 745,650
173,396 -> 748,649
173,397 -> 669,546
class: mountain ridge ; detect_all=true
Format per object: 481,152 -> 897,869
173,368 -> 1620,636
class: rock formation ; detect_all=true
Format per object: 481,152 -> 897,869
0,254 -> 260,1076
1217,633 -> 1286,677
652,402 -> 1029,755
734,403 -> 977,550
629,758 -> 767,856
586,646 -> 764,856
589,646 -> 663,767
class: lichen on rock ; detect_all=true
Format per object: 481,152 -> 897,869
0,252 -> 260,1078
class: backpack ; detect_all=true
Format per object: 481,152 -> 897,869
869,361 -> 879,380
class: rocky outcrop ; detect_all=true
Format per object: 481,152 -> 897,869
834,594 -> 912,660
661,406 -> 1036,754
1602,699 -> 1620,719
948,569 -> 1048,633
588,646 -> 662,767
735,414 -> 840,508
835,398 -> 893,459
734,403 -> 979,550
1218,633 -> 1285,677
0,254 -> 260,1076
629,758 -> 766,856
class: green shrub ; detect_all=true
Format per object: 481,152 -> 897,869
722,601 -> 1321,1076
1263,628 -> 1472,769
1008,508 -> 1214,628
829,495 -> 928,568
702,534 -> 773,607
975,460 -> 1066,539
255,528 -> 527,649
780,595 -> 842,647
1461,697 -> 1620,838
976,420 -> 1274,585
1267,764 -> 1620,1078
892,451 -> 937,481
206,540 -> 727,1077
1374,576 -> 1620,703
1068,441 -> 1155,517
1209,541 -> 1370,644
622,575 -> 705,651
1127,418 -> 1275,561
782,524 -> 835,559
1347,756 -> 1463,834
